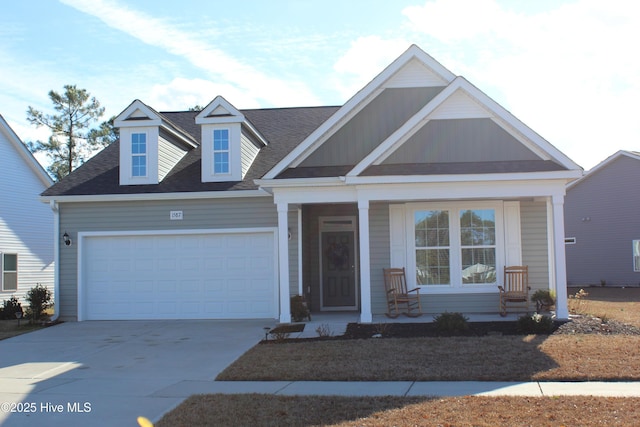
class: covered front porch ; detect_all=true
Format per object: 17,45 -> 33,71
268,179 -> 571,325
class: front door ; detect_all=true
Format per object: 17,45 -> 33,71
320,217 -> 357,310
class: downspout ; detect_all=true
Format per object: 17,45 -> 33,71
49,200 -> 60,322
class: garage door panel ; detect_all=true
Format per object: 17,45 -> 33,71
83,231 -> 276,320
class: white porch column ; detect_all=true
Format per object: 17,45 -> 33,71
277,202 -> 291,323
551,194 -> 569,320
358,199 -> 372,323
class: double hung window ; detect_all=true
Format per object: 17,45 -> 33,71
413,204 -> 499,288
1,253 -> 17,291
213,129 -> 230,174
131,133 -> 147,177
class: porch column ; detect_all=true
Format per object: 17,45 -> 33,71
358,199 -> 372,323
277,202 -> 291,323
551,194 -> 569,320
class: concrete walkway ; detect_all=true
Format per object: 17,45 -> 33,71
154,380 -> 640,399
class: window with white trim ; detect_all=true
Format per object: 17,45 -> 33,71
633,240 -> 640,272
213,129 -> 230,174
410,203 -> 502,289
2,253 -> 17,292
131,133 -> 147,177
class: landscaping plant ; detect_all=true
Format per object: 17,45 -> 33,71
433,312 -> 469,335
25,284 -> 53,322
1,296 -> 23,320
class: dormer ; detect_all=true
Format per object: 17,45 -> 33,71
195,96 -> 267,183
115,100 -> 197,186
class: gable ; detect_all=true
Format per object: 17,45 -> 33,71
382,118 -> 541,164
299,87 -> 445,168
568,152 -> 640,195
0,115 -> 52,188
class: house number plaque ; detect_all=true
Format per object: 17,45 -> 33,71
170,211 -> 183,220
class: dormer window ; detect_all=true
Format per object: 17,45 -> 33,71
196,96 -> 268,183
213,129 -> 230,174
131,133 -> 147,177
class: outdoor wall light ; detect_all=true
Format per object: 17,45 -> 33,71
63,231 -> 72,246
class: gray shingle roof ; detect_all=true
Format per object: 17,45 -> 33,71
42,106 -> 340,196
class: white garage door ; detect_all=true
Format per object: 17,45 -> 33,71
81,231 -> 277,320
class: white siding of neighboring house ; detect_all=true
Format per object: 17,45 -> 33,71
0,124 -> 54,305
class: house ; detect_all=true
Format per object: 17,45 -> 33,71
0,115 -> 54,306
565,150 -> 640,287
41,45 -> 582,322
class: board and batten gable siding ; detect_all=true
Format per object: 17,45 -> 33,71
157,131 -> 188,182
565,155 -> 640,286
299,87 -> 444,168
383,118 -> 541,164
58,196 -> 277,320
0,129 -> 54,301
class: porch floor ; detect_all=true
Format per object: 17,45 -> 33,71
289,312 -> 523,339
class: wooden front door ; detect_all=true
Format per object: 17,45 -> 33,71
320,222 -> 357,310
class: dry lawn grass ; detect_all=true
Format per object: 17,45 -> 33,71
218,334 -> 640,382
0,320 -> 43,340
158,394 -> 640,427
568,286 -> 640,326
218,287 -> 640,382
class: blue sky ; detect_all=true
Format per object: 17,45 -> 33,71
1,0 -> 638,170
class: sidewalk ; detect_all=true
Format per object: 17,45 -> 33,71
153,380 -> 640,399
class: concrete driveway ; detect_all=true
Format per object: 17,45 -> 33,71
0,319 -> 271,426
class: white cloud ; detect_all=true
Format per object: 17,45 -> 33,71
147,78 -> 262,111
60,0 -> 321,107
332,36 -> 410,99
402,0 -> 640,169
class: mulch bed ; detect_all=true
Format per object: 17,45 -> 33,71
341,316 -> 640,339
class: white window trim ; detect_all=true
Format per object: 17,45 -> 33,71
201,123 -> 241,182
405,201 -> 504,294
213,128 -> 231,175
1,253 -> 18,292
119,127 -> 159,185
131,132 -> 148,178
633,240 -> 640,272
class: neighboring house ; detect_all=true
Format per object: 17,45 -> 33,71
0,115 -> 54,306
565,150 -> 640,287
41,45 -> 582,322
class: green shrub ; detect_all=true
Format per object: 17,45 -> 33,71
290,295 -> 310,322
517,313 -> 555,334
1,296 -> 23,320
25,284 -> 53,322
433,312 -> 469,335
531,289 -> 555,312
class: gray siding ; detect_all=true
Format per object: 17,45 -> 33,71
300,87 -> 444,167
58,196 -> 277,320
158,136 -> 187,181
384,118 -> 541,164
369,202 -> 391,314
370,200 -> 550,315
565,155 -> 640,286
520,200 -> 549,311
287,208 -> 299,296
240,133 -> 260,178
